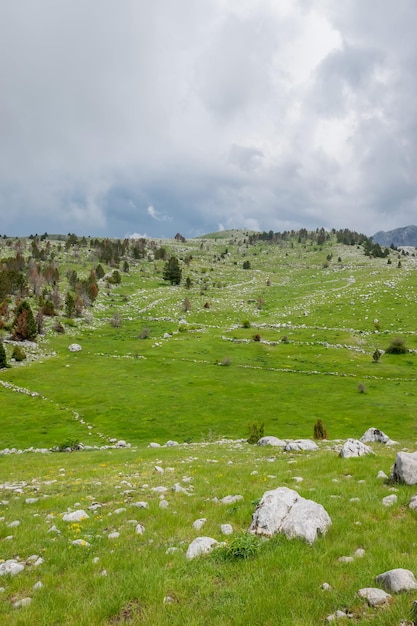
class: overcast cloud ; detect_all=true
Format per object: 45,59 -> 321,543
1,0 -> 416,238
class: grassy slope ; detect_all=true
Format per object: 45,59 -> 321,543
0,234 -> 417,623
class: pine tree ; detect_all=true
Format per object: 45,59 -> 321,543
12,300 -> 37,341
163,256 -> 182,285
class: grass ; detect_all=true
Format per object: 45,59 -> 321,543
1,232 -> 417,623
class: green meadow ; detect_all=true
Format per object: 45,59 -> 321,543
1,231 -> 417,624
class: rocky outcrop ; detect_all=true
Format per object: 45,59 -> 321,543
360,427 -> 397,445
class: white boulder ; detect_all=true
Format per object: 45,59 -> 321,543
257,436 -> 286,447
62,510 -> 89,522
0,560 -> 24,576
375,568 -> 417,593
249,486 -> 331,544
392,451 -> 417,485
360,427 -> 397,445
186,536 -> 220,560
358,587 -> 392,607
68,343 -> 82,352
285,439 -> 318,452
339,439 -> 373,458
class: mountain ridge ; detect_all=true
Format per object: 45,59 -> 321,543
373,225 -> 417,247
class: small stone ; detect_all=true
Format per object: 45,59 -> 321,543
220,523 -> 233,535
132,501 -> 149,509
338,556 -> 354,563
100,570 -> 107,576
7,520 -> 20,528
354,548 -> 365,558
63,510 -> 89,522
377,470 -> 388,479
219,495 -> 243,505
155,466 -> 164,473
163,595 -> 176,604
0,560 -> 24,576
358,587 -> 392,607
108,532 -> 120,539
382,494 -> 397,507
192,518 -> 207,530
321,582 -> 332,591
135,524 -> 145,535
186,537 -> 219,560
33,581 -> 43,590
71,539 -> 91,547
159,500 -> 169,509
13,597 -> 32,608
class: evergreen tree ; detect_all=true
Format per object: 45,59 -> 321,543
65,291 -> 75,318
12,300 -> 37,341
0,341 -> 7,368
163,256 -> 182,285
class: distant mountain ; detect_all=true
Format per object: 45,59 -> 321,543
373,225 -> 417,248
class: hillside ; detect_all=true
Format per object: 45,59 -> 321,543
1,229 -> 417,624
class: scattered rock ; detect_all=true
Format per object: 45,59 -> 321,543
219,495 -> 243,505
166,440 -> 179,447
382,494 -> 397,507
326,609 -> 352,621
338,556 -> 354,563
375,568 -> 417,593
248,486 -> 331,544
135,524 -> 145,535
409,495 -> 417,511
0,560 -> 24,576
220,523 -> 233,535
33,581 -> 43,590
257,436 -> 286,447
108,532 -> 120,539
377,470 -> 388,479
192,518 -> 207,530
148,442 -> 161,448
392,451 -> 417,485
339,439 -> 373,458
68,343 -> 82,352
13,597 -> 32,608
131,501 -> 149,509
321,582 -> 332,591
159,500 -> 169,509
358,587 -> 392,607
360,428 -> 397,445
62,510 -> 89,522
186,537 -> 220,560
284,439 -> 318,452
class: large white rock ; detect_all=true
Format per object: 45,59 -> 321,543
0,560 -> 24,576
257,436 -> 286,447
186,537 -> 219,560
392,451 -> 417,484
249,486 -> 331,544
358,587 -> 392,606
62,510 -> 89,522
285,439 -> 318,452
68,343 -> 82,352
360,427 -> 397,445
375,568 -> 417,593
339,439 -> 373,458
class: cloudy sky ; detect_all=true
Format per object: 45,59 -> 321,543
1,0 -> 416,239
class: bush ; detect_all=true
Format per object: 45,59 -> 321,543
219,357 -> 232,366
242,320 -> 251,329
12,345 -> 26,361
0,341 -> 7,368
253,334 -> 261,342
247,421 -> 264,444
110,312 -> 122,328
57,438 -> 80,452
386,337 -> 408,354
222,533 -> 261,560
313,419 -> 328,440
53,321 -> 65,333
357,383 -> 366,394
138,327 -> 150,339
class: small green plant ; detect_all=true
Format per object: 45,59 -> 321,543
372,348 -> 382,362
247,421 -> 264,444
138,327 -> 150,339
0,341 -> 8,368
56,438 -> 80,452
223,533 -> 261,560
242,320 -> 251,329
357,383 -> 366,394
12,345 -> 26,361
253,333 -> 261,342
313,419 -> 328,440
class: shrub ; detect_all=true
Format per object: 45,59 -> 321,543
242,320 -> 251,329
12,345 -> 26,361
253,334 -> 261,342
138,327 -> 150,339
222,533 -> 261,560
110,312 -> 122,328
247,421 -> 264,444
386,337 -> 408,354
219,357 -> 232,366
372,348 -> 382,362
53,321 -> 65,333
313,419 -> 328,440
357,383 -> 366,394
242,260 -> 251,269
57,438 -> 80,452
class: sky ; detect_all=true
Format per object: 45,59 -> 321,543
1,0 -> 417,239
